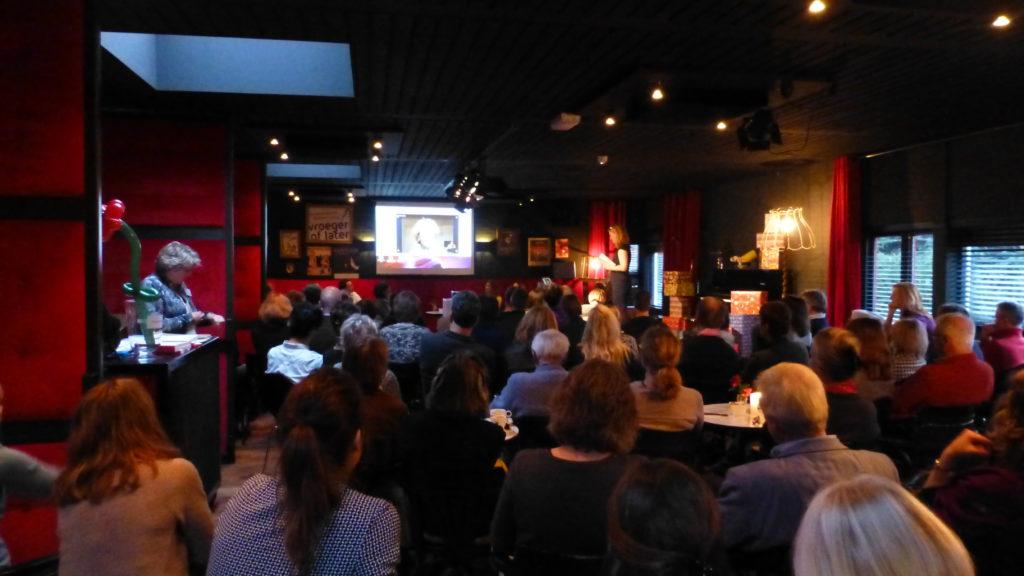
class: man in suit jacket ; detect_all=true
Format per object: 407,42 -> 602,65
719,363 -> 898,552
420,290 -> 498,395
802,289 -> 830,336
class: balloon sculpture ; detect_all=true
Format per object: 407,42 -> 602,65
102,199 -> 161,347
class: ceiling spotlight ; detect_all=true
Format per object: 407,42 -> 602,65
518,201 -> 524,207
269,137 -> 279,146
279,152 -> 289,160
346,191 -> 354,197
650,86 -> 665,101
808,0 -> 826,15
716,121 -> 728,131
529,197 -> 535,203
737,109 -> 783,151
604,115 -> 617,127
347,196 -> 355,203
993,15 -> 1011,28
292,195 -> 301,202
371,153 -> 380,162
372,140 -> 384,150
597,155 -> 609,166
287,190 -> 295,196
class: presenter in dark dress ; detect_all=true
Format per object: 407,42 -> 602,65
598,225 -> 630,319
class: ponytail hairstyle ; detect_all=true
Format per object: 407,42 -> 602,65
639,325 -> 683,400
276,368 -> 362,574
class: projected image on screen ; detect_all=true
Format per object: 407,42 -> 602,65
375,203 -> 474,275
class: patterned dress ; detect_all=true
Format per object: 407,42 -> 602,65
142,273 -> 197,334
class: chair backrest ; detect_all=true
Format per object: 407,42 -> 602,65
259,372 -> 295,416
388,362 -> 423,409
631,427 -> 701,465
508,548 -> 606,576
911,405 -> 978,467
0,555 -> 60,576
513,415 -> 556,450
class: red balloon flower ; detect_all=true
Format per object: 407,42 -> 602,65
102,199 -> 125,242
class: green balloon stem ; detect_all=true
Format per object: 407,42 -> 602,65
117,222 -> 158,347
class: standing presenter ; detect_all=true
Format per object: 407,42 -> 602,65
598,225 -> 630,318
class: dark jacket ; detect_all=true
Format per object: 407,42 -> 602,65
742,339 -> 810,383
419,330 -> 499,394
680,334 -> 742,404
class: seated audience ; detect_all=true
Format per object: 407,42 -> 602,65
890,318 -> 928,382
631,325 -> 703,432
345,338 -> 407,495
584,287 -> 608,318
333,314 -> 400,397
340,279 -> 362,304
607,459 -> 727,576
419,291 -> 497,394
504,304 -> 558,376
846,316 -> 894,402
496,287 -> 529,353
542,284 -> 565,319
330,299 -> 360,334
57,378 -> 214,576
802,289 -> 830,336
582,304 -> 644,381
742,301 -> 810,383
892,313 -> 994,417
379,290 -> 430,365
719,363 -> 898,552
208,369 -> 400,575
981,301 -> 1024,377
559,294 -> 586,369
784,295 -> 813,350
251,292 -> 292,359
919,371 -> 1024,576
308,285 -> 343,354
491,329 -> 570,419
885,282 -> 935,355
622,290 -> 661,341
793,475 -> 974,576
0,383 -> 59,568
811,328 -> 880,447
373,281 -> 392,324
491,359 -> 639,561
680,296 -> 741,404
286,289 -> 305,307
302,283 -> 322,307
939,303 -> 986,359
472,295 -> 506,354
266,302 -> 324,384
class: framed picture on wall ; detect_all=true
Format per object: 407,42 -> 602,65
528,237 -> 552,267
554,238 -> 570,259
280,230 -> 301,259
306,203 -> 353,244
331,245 -> 361,278
307,246 -> 332,276
497,228 -> 520,257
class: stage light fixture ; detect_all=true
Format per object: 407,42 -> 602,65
808,1 -> 826,15
597,155 -> 609,166
269,137 -> 279,146
993,15 -> 1011,28
737,109 -> 782,151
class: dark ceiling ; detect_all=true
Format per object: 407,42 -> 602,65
98,0 -> 1024,199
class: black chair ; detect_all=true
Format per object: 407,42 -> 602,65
631,427 -> 701,466
497,548 -> 605,576
728,545 -> 793,576
257,372 -> 295,418
406,483 -> 499,575
0,555 -> 59,576
911,405 -> 978,468
389,362 -> 423,410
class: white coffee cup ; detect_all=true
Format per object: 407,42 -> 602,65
489,408 -> 512,429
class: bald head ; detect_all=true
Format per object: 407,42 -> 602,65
936,313 -> 976,357
319,286 -> 344,314
756,363 -> 829,442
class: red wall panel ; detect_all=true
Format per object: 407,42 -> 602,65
234,160 -> 262,237
234,245 -> 262,323
0,0 -> 83,196
0,221 -> 85,421
0,443 -> 66,564
102,119 -> 225,226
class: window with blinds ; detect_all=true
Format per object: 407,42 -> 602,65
628,244 -> 639,275
958,245 -> 1024,322
863,233 -> 934,315
649,251 -> 664,309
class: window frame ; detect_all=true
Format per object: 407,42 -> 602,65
862,231 -> 935,316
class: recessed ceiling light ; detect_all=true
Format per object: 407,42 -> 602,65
370,153 -> 380,162
372,140 -> 384,150
597,155 -> 609,166
347,196 -> 355,203
716,121 -> 728,131
279,152 -> 289,160
292,195 -> 301,202
808,0 -> 827,15
529,197 -> 535,202
287,190 -> 295,196
604,115 -> 617,127
993,15 -> 1011,28
269,137 -> 279,146
650,86 -> 664,101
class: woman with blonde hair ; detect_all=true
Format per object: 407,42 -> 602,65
582,304 -> 643,380
504,304 -> 558,375
57,378 -> 214,575
886,282 -> 935,345
631,325 -> 703,432
890,318 -> 928,382
793,475 -> 974,576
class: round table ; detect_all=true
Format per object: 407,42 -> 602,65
703,402 -> 764,429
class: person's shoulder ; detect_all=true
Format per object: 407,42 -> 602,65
847,448 -> 898,476
154,457 -> 204,488
338,487 -> 399,526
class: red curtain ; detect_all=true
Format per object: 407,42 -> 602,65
588,200 -> 626,279
827,156 -> 862,327
663,191 -> 701,274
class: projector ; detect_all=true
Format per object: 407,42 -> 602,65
550,112 -> 581,132
737,109 -> 782,151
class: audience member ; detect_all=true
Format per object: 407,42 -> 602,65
266,302 -> 324,384
811,328 -> 880,447
491,329 -> 569,419
802,289 -> 829,336
0,383 -> 59,568
340,279 -> 362,303
504,304 -> 558,376
885,282 -> 935,353
559,294 -> 587,369
582,304 -> 644,381
680,296 -> 742,404
939,302 -> 986,359
890,319 -> 928,382
542,284 -> 564,317
981,301 -> 1024,377
472,295 -> 505,354
631,325 -> 703,432
252,292 -> 292,358
307,286 -> 343,354
892,313 -> 994,417
302,283 -> 322,307
622,290 -> 661,341
607,459 -> 727,576
719,363 -> 898,551
419,291 -> 497,394
846,316 -> 894,402
333,314 -> 400,397
207,369 -> 400,576
285,289 -> 305,307
329,300 -> 360,334
373,282 -> 392,324
491,360 -> 639,561
794,475 -> 974,576
344,338 -> 407,496
495,287 -> 529,352
784,295 -> 813,350
57,378 -> 214,575
379,290 -> 430,365
742,301 -> 809,383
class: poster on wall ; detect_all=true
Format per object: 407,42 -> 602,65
280,230 -> 301,259
306,204 -> 353,244
306,246 -> 332,276
331,246 -> 361,279
496,229 -> 519,257
527,237 -> 552,267
554,238 -> 570,259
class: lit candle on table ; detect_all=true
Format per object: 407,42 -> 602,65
749,391 -> 763,426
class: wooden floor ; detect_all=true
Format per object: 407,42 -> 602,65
214,413 -> 279,515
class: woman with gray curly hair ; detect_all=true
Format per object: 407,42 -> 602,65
142,241 -> 224,334
327,314 -> 401,398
